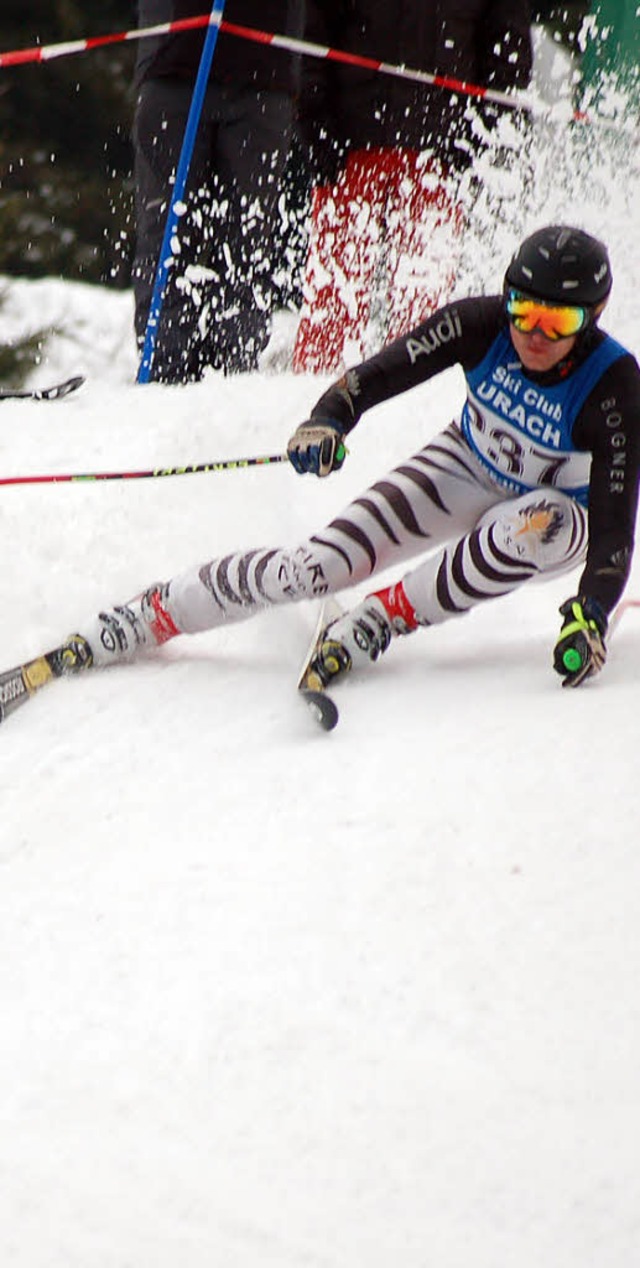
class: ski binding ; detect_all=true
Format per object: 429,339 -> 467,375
297,600 -> 344,732
0,637 -> 92,724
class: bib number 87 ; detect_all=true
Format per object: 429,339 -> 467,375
481,422 -> 570,486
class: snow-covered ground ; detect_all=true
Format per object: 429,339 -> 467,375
1,105 -> 640,1267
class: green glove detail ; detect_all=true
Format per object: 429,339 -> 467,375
553,596 -> 608,688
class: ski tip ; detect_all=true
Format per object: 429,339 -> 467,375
43,375 -> 86,400
300,687 -> 339,732
0,666 -> 31,723
64,374 -> 86,392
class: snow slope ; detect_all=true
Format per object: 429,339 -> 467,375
1,120 -> 640,1267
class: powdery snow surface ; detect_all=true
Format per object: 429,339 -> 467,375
2,134 -> 640,1266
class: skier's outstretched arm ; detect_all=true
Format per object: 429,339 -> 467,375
287,297 -> 504,477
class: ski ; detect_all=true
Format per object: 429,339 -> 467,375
297,600 -> 343,732
299,679 -> 340,732
0,374 -> 85,402
0,637 -> 92,724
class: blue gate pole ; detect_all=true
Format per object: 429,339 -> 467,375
137,0 -> 229,384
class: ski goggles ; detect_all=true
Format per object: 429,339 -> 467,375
505,289 -> 589,341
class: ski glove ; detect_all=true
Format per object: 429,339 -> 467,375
553,596 -> 607,688
287,419 -> 346,478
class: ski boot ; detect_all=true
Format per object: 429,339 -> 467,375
79,584 -> 180,668
311,582 -> 419,687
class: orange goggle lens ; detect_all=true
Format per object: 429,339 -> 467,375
506,290 -> 588,341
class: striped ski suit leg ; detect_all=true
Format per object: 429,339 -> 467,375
401,486 -> 589,627
166,423 -> 498,634
82,424 -> 589,665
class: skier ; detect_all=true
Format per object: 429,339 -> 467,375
49,226 -> 640,692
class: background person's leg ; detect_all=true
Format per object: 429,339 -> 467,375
200,88 -> 293,372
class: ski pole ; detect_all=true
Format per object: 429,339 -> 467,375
608,598 -> 640,636
136,0 -> 228,385
0,453 -> 290,488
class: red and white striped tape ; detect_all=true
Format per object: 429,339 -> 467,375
0,12 -> 535,115
0,15 -> 209,68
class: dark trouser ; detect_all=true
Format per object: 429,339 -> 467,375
133,79 -> 292,382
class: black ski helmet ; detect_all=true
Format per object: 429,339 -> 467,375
505,226 -> 612,308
